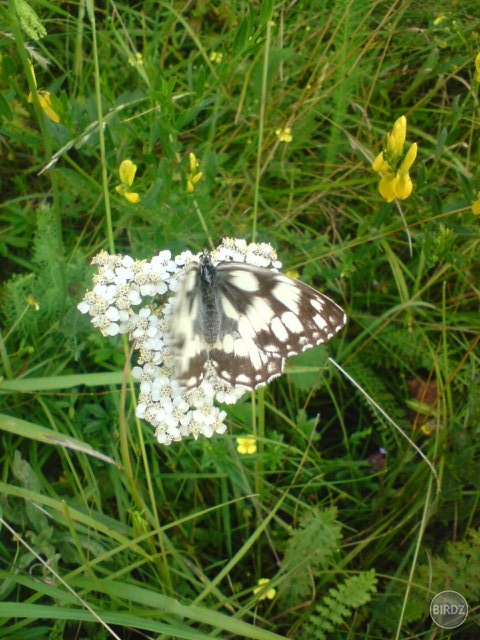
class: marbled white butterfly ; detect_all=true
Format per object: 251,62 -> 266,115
170,252 -> 346,391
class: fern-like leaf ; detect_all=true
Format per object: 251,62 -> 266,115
300,570 -> 378,640
279,507 -> 342,605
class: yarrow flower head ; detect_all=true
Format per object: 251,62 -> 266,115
115,160 -> 140,203
78,238 -> 282,446
372,115 -> 417,203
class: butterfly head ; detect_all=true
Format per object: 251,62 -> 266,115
198,252 -> 217,288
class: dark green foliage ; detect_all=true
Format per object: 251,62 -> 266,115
417,529 -> 480,602
343,359 -> 410,439
375,530 -> 480,634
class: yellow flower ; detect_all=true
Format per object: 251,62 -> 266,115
400,140 -> 418,171
371,152 -> 390,174
253,578 -> 276,601
275,126 -> 292,143
119,159 -> 137,185
209,51 -> 223,64
26,295 -> 39,311
476,53 -> 480,83
386,115 -> 407,155
472,193 -> 480,216
433,13 -> 447,26
115,159 -> 140,203
372,116 -> 417,203
122,191 -> 141,204
186,152 -> 203,193
128,52 -> 144,67
28,90 -> 60,123
420,422 -> 435,437
27,60 -> 60,123
189,152 -> 199,174
237,436 -> 257,455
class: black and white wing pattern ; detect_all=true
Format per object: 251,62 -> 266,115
169,255 -> 346,390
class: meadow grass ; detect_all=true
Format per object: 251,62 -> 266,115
1,0 -> 479,638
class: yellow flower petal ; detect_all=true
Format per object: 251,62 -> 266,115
115,184 -> 140,203
28,86 -> 60,122
400,142 -> 417,171
119,160 -> 137,186
387,115 -> 407,155
38,91 -> 60,123
476,53 -> 480,82
372,151 -> 390,173
394,172 -> 413,200
472,195 -> 480,216
189,152 -> 199,174
123,191 -> 140,204
378,175 -> 398,203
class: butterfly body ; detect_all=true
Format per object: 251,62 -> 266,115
171,254 -> 346,391
197,257 -> 222,344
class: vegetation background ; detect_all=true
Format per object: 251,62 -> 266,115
1,0 -> 479,638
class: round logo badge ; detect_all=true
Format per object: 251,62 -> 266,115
430,590 -> 468,629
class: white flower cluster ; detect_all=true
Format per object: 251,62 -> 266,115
78,238 -> 281,445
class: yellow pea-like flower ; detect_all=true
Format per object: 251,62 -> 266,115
116,160 -> 140,203
372,116 -> 417,203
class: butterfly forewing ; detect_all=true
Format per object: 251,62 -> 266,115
170,257 -> 346,390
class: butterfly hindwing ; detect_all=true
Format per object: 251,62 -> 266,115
170,257 -> 346,390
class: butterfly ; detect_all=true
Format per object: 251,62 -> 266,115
169,253 -> 346,391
